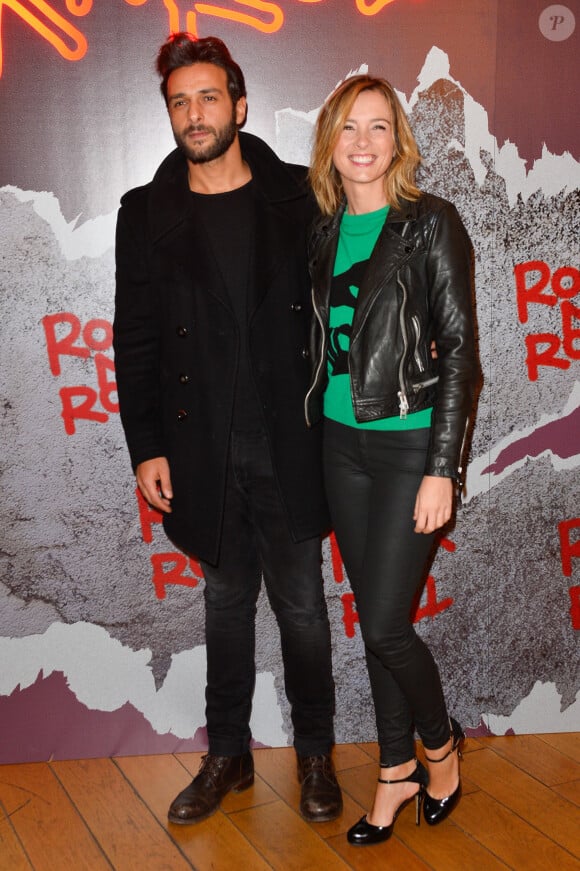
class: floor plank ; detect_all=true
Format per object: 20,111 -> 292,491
114,753 -> 201,823
0,763 -> 109,871
335,759 -> 379,811
326,829 -> 433,871
52,758 -> 191,871
478,734 -> 580,786
552,778 -> 580,807
452,789 -> 580,870
395,793 -> 510,871
1,735 -> 578,870
174,809 -> 274,871
538,732 -> 580,764
464,746 -> 580,858
0,813 -> 33,871
232,799 -> 352,870
334,743 -> 376,771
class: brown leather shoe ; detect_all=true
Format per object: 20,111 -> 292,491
168,752 -> 254,825
297,754 -> 343,822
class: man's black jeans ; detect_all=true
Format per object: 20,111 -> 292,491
200,430 -> 335,757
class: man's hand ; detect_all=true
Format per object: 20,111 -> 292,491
413,475 -> 453,534
136,457 -> 173,513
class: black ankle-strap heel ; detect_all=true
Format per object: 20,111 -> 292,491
347,759 -> 428,846
423,717 -> 465,826
378,758 -> 428,826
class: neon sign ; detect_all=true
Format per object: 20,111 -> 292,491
0,0 -> 89,76
0,0 -> 402,76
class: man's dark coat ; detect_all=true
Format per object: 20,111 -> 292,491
114,132 -> 329,564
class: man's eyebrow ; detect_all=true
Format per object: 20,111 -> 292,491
168,87 -> 223,101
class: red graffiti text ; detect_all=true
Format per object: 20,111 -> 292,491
514,260 -> 580,381
559,517 -> 580,629
135,489 -> 204,598
42,312 -> 118,435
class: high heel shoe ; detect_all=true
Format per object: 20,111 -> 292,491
347,759 -> 428,846
423,717 -> 465,826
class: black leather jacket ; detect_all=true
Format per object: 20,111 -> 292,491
305,193 -> 479,480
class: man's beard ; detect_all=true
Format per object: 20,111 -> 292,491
174,110 -> 238,164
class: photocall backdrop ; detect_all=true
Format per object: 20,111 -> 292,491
1,0 -> 578,763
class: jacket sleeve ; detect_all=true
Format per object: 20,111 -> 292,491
424,202 -> 479,480
113,195 -> 165,470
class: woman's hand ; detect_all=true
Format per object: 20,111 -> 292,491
136,457 -> 173,513
413,475 -> 453,534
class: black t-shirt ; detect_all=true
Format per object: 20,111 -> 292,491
190,180 -> 262,431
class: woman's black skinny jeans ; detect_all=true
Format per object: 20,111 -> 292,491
323,418 -> 450,765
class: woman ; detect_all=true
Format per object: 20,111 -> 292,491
305,75 -> 479,845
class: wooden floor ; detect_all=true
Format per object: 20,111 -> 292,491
1,734 -> 579,870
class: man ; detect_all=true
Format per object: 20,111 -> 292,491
113,33 -> 342,825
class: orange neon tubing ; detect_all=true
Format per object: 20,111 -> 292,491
356,0 -> 398,15
194,0 -> 284,35
0,0 -> 87,76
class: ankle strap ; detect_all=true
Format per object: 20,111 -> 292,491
424,732 -> 461,764
424,748 -> 452,764
378,759 -> 418,784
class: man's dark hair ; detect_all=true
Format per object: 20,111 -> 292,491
156,33 -> 247,107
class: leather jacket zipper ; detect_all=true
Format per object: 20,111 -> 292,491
411,315 -> 425,373
397,275 -> 410,418
412,375 -> 439,391
410,315 -> 440,392
304,287 -> 327,427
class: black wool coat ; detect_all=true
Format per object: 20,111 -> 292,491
113,133 -> 329,564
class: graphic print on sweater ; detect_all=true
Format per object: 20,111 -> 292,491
327,259 -> 367,377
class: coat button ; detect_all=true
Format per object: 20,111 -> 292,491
177,409 -> 188,422
290,302 -> 302,312
179,373 -> 189,384
301,348 -> 310,359
176,326 -> 188,337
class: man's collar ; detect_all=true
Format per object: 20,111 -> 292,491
148,131 -> 307,241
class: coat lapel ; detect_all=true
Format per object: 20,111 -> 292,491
146,134 -> 309,316
148,149 -> 232,310
352,203 -> 417,333
249,198 -> 294,318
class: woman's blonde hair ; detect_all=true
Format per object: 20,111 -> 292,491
309,75 -> 421,215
